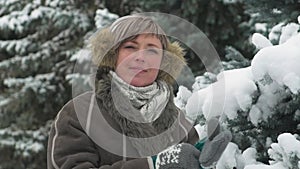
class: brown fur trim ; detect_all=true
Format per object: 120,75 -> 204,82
158,41 -> 186,85
89,28 -> 117,69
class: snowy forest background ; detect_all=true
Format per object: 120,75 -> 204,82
0,0 -> 299,168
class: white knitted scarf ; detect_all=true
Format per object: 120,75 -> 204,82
110,71 -> 170,123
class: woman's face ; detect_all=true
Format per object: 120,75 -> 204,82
115,34 -> 163,87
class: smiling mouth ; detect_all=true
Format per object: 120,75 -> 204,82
129,67 -> 148,73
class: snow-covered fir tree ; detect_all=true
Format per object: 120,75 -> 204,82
175,16 -> 300,169
0,0 -> 109,168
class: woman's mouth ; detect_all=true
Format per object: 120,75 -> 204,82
129,67 -> 148,73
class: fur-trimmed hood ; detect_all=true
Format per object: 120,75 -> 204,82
88,28 -> 186,85
94,67 -> 186,156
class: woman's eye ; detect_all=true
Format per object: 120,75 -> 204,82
146,49 -> 159,55
124,45 -> 136,49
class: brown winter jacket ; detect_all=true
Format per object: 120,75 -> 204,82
47,69 -> 199,169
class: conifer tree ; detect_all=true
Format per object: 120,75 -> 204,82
0,0 -> 98,168
179,17 -> 300,166
243,0 -> 300,24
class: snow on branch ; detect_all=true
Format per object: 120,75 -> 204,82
0,124 -> 50,157
3,73 -> 55,92
182,21 -> 300,123
245,133 -> 300,169
174,16 -> 300,169
0,3 -> 90,35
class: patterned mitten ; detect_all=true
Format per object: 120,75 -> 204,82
155,143 -> 201,169
199,117 -> 232,168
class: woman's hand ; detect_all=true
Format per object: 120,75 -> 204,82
154,143 -> 201,169
198,117 -> 232,168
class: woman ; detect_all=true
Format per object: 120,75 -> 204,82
47,14 -> 231,169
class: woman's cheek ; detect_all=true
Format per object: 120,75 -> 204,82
150,57 -> 162,69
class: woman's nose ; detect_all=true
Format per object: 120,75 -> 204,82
134,50 -> 145,62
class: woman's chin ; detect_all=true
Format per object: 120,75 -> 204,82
129,81 -> 148,87
129,77 -> 154,87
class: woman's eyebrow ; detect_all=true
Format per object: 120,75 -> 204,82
125,40 -> 161,48
124,40 -> 138,44
147,43 -> 161,48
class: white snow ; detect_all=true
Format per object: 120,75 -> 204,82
255,23 -> 268,32
0,4 -> 90,34
0,127 -> 46,157
3,73 -> 55,95
242,147 -> 259,166
251,33 -> 300,95
249,30 -> 300,123
245,162 -> 286,169
94,8 -> 119,29
283,72 -> 300,94
192,72 -> 217,92
25,141 -> 44,152
0,4 -> 33,33
278,23 -> 299,44
193,124 -> 207,140
185,87 -> 208,121
268,23 -> 284,43
272,9 -> 282,14
252,33 -> 273,49
186,67 -> 257,120
0,98 -> 11,107
216,143 -> 264,169
45,0 -> 63,7
276,133 -> 300,158
222,0 -> 237,4
174,86 -> 192,111
217,133 -> 300,169
0,0 -> 20,6
182,19 -> 300,168
30,7 -> 43,19
65,73 -> 90,86
0,38 -> 31,55
248,105 -> 262,126
218,68 -> 256,118
246,133 -> 300,169
70,49 -> 92,63
216,142 -> 245,169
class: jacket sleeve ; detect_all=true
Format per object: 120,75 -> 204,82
178,109 -> 200,145
47,102 -> 100,169
47,102 -> 151,169
99,158 -> 150,169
